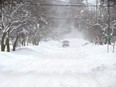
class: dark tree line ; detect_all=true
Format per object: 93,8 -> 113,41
0,0 -> 50,52
78,0 -> 116,45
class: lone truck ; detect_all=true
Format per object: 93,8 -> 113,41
62,40 -> 70,47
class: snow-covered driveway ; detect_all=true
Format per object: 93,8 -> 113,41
0,39 -> 116,87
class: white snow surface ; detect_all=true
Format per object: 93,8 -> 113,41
0,38 -> 116,87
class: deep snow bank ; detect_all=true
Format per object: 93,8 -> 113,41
0,38 -> 116,87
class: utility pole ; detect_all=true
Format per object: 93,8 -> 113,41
101,0 -> 113,53
107,0 -> 111,53
107,0 -> 110,52
96,0 -> 98,22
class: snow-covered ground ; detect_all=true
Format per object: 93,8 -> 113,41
0,38 -> 116,87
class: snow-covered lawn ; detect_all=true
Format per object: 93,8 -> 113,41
0,38 -> 116,87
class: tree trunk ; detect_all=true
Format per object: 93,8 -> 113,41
6,37 -> 10,52
32,37 -> 36,45
1,32 -> 6,51
13,35 -> 19,51
6,31 -> 10,52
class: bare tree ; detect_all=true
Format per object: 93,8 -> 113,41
0,0 -> 31,51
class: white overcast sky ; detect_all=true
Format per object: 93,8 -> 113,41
60,0 -> 96,5
88,0 -> 96,4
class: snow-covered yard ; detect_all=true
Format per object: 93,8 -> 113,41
0,39 -> 116,87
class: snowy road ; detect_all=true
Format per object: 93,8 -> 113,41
0,72 -> 103,87
0,39 -> 116,87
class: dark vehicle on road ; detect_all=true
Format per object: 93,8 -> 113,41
62,40 -> 70,47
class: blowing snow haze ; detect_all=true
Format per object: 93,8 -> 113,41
63,29 -> 83,39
